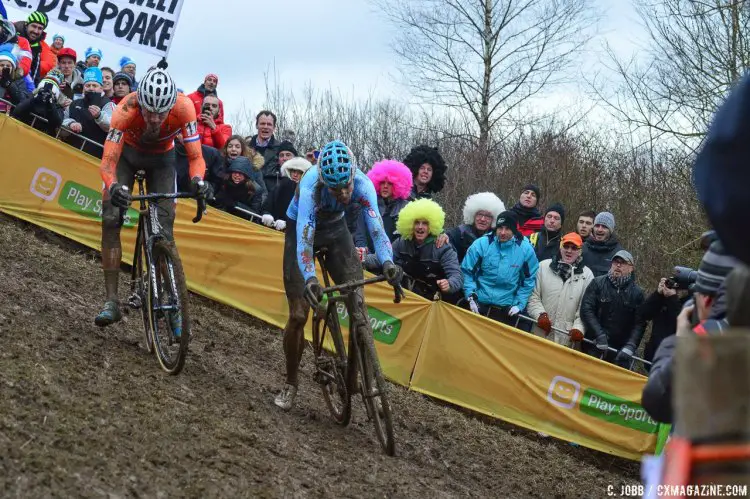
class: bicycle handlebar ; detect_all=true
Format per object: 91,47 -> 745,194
117,191 -> 208,226
517,313 -> 652,366
322,274 -> 405,304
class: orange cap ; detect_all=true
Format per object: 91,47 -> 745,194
560,232 -> 583,248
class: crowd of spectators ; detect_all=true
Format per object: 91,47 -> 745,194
1,10 -> 744,382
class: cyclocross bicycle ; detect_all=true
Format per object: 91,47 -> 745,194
311,248 -> 404,456
121,170 -> 206,375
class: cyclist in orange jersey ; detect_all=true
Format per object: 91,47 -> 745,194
95,67 -> 212,327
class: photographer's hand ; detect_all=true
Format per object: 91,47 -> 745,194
69,122 -> 82,133
88,105 -> 101,119
201,113 -> 216,130
676,304 -> 695,337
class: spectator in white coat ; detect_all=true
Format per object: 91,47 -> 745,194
527,232 -> 594,347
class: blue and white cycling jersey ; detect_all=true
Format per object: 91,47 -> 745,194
287,166 -> 394,281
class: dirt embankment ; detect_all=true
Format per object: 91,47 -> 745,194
0,214 -> 638,497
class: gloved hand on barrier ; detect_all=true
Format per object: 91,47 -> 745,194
537,313 -> 552,335
468,294 -> 480,314
595,333 -> 609,357
274,219 -> 286,231
569,328 -> 584,342
508,306 -> 520,317
262,214 -> 275,227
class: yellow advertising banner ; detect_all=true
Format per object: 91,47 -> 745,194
0,115 -> 659,459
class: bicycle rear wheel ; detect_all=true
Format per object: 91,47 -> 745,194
148,239 -> 191,375
313,303 -> 352,425
355,325 -> 395,456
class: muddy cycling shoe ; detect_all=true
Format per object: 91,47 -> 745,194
274,383 -> 298,411
94,300 -> 122,327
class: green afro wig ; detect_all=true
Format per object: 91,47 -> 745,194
396,198 -> 445,240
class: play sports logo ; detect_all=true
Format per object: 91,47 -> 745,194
546,376 -> 659,433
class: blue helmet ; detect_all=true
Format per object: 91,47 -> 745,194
318,140 -> 355,188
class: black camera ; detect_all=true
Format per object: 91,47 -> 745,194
665,266 -> 698,290
201,104 -> 212,116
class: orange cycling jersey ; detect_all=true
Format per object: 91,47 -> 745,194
100,92 -> 206,189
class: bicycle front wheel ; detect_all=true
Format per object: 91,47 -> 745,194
313,303 -> 352,425
134,234 -> 154,354
355,325 -> 395,456
148,239 -> 191,375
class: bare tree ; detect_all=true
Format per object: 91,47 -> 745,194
373,0 -> 596,161
594,0 -> 750,152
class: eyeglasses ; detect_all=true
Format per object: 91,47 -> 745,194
475,213 -> 493,220
611,259 -> 632,267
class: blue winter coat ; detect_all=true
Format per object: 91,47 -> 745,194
461,234 -> 539,309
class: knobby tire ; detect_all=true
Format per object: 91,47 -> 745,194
135,232 -> 154,354
314,303 -> 352,425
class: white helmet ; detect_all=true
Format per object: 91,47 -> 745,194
137,68 -> 177,113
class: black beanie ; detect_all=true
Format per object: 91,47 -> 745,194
522,183 -> 541,200
495,210 -> 521,240
278,140 -> 298,157
545,203 -> 565,224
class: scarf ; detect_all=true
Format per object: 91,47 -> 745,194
551,253 -> 581,282
509,202 -> 541,224
607,268 -> 633,289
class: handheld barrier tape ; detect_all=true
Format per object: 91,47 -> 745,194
0,115 -> 664,460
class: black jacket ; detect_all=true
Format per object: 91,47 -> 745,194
2,78 -> 32,106
264,176 -> 297,222
640,291 -> 684,368
175,143 -> 222,192
354,196 -> 409,251
530,228 -> 562,262
445,223 -> 490,264
65,95 -> 112,158
12,92 -> 63,136
582,235 -> 624,277
248,135 -> 282,195
581,274 -> 646,358
641,334 -> 676,424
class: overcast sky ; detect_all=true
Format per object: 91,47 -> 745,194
6,0 -> 647,131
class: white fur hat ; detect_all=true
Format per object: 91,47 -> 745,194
462,192 -> 506,227
281,157 -> 313,179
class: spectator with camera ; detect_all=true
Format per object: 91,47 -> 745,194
0,46 -> 31,111
61,67 -> 114,158
642,240 -> 740,423
528,232 -> 594,347
367,199 -> 462,301
262,156 -> 312,231
352,160 -> 413,250
575,210 -> 595,240
529,203 -> 565,262
197,94 -> 231,149
445,192 -> 505,264
403,145 -> 447,200
508,184 -> 544,237
582,211 -> 624,277
11,69 -> 64,135
188,73 -> 224,120
110,72 -> 133,105
581,249 -> 646,369
461,211 -> 539,326
640,275 -> 690,369
210,156 -> 266,221
56,47 -> 82,101
13,12 -> 56,83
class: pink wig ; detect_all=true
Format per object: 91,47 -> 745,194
367,160 -> 413,200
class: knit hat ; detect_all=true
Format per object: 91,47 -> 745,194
611,249 -> 634,266
113,71 -> 134,88
205,73 -> 219,84
119,56 -> 136,70
545,202 -> 566,224
277,140 -> 298,157
27,11 -> 48,29
694,241 -> 737,296
43,68 -> 64,87
594,211 -> 615,232
560,232 -> 583,249
57,47 -> 77,61
495,210 -> 521,239
462,192 -> 506,226
521,184 -> 541,200
84,47 -> 103,61
0,44 -> 17,69
281,157 -> 313,179
367,160 -> 413,201
52,34 -> 64,43
83,67 -> 103,85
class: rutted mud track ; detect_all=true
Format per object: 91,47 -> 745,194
0,214 -> 637,497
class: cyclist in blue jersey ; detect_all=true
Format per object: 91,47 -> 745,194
275,140 -> 403,411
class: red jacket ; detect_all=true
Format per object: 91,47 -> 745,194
13,23 -> 56,81
197,116 -> 232,149
518,217 -> 544,237
187,87 -> 225,121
